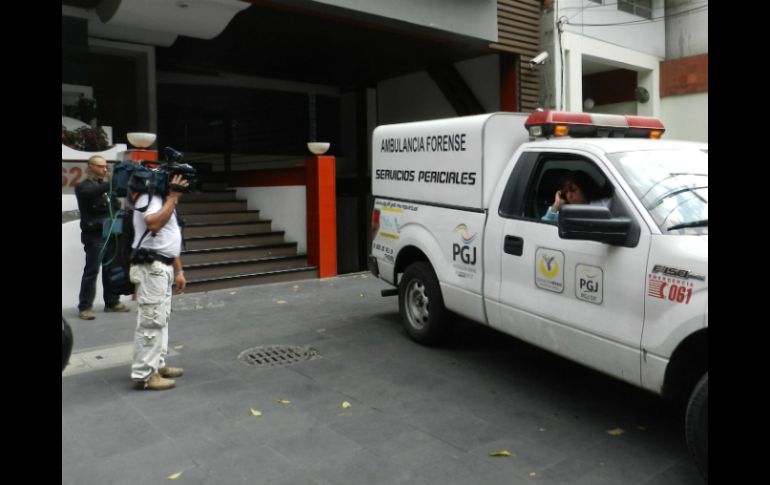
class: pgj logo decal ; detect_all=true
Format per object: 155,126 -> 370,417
535,248 -> 564,293
453,224 -> 478,244
576,264 -> 603,304
452,223 -> 478,266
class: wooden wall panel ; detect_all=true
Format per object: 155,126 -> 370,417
490,0 -> 542,112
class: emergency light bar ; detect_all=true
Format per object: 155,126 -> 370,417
524,110 -> 665,139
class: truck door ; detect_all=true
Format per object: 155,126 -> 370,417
489,151 -> 651,386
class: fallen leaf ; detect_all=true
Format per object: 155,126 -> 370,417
277,399 -> 291,404
342,401 -> 351,409
250,408 -> 262,417
292,285 -> 300,291
229,291 -> 237,295
276,300 -> 287,304
360,274 -> 368,279
489,450 -> 511,457
173,345 -> 184,350
167,471 -> 183,480
538,427 -> 547,432
529,472 -> 537,477
359,293 -> 365,298
607,428 -> 625,436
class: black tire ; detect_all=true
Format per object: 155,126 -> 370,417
62,316 -> 73,372
685,372 -> 708,481
398,262 -> 452,345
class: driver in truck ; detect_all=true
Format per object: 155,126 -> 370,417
541,170 -> 611,222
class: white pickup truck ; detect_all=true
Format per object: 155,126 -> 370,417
369,111 -> 708,479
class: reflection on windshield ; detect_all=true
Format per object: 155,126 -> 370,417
608,149 -> 708,234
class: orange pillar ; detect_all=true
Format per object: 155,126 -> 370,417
305,155 -> 337,278
122,149 -> 158,163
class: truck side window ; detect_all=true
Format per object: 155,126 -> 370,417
524,156 -> 615,221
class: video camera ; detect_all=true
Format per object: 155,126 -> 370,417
157,147 -> 198,193
131,147 -> 198,195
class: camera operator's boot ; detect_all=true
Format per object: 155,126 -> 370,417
139,372 -> 175,391
159,366 -> 184,378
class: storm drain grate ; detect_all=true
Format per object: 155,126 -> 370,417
238,345 -> 317,368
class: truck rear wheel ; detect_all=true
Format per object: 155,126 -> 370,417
399,262 -> 452,345
685,372 -> 708,481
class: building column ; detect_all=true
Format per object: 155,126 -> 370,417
565,45 -> 583,113
637,68 -> 660,117
306,155 -> 337,278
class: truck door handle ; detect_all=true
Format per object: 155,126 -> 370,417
504,235 -> 523,256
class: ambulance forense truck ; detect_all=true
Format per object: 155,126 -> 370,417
369,111 -> 707,479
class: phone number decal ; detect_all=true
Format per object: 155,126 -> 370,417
647,274 -> 693,304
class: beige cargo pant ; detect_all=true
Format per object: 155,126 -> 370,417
129,261 -> 173,382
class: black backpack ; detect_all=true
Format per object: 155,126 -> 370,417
100,170 -> 154,296
101,209 -> 139,296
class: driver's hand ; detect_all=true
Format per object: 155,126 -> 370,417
552,190 -> 565,211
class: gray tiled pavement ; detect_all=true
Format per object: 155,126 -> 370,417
62,273 -> 703,485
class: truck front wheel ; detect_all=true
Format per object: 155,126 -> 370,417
399,262 -> 452,345
685,372 -> 708,481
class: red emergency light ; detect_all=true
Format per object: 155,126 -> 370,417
524,110 -> 665,139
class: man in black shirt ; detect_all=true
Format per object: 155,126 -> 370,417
74,156 -> 130,320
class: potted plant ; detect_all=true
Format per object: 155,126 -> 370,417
61,125 -> 111,152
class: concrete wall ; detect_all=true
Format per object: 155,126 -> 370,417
377,71 -> 455,125
665,0 -> 708,59
311,0 -> 498,41
377,54 -> 501,124
454,54 -> 501,113
561,32 -> 661,116
235,186 -> 307,253
560,0 -> 665,58
660,92 -> 708,143
590,101 -> 637,115
338,92 -> 357,177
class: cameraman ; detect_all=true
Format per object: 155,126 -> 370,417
129,174 -> 188,391
75,156 -> 130,320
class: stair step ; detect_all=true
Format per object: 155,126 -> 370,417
177,200 -> 247,214
182,243 -> 298,264
182,211 -> 261,224
199,181 -> 229,191
184,231 -> 286,250
184,255 -> 308,280
183,191 -> 238,202
183,220 -> 272,237
185,267 -> 319,293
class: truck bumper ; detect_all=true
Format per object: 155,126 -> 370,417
368,255 -> 379,278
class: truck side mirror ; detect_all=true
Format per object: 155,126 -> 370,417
558,205 -> 631,246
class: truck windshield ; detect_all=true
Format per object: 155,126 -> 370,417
607,148 -> 708,234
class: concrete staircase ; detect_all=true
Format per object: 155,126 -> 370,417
179,189 -> 317,293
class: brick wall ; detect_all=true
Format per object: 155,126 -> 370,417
660,54 -> 708,97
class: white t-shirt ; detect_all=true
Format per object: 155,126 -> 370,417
132,194 -> 182,258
